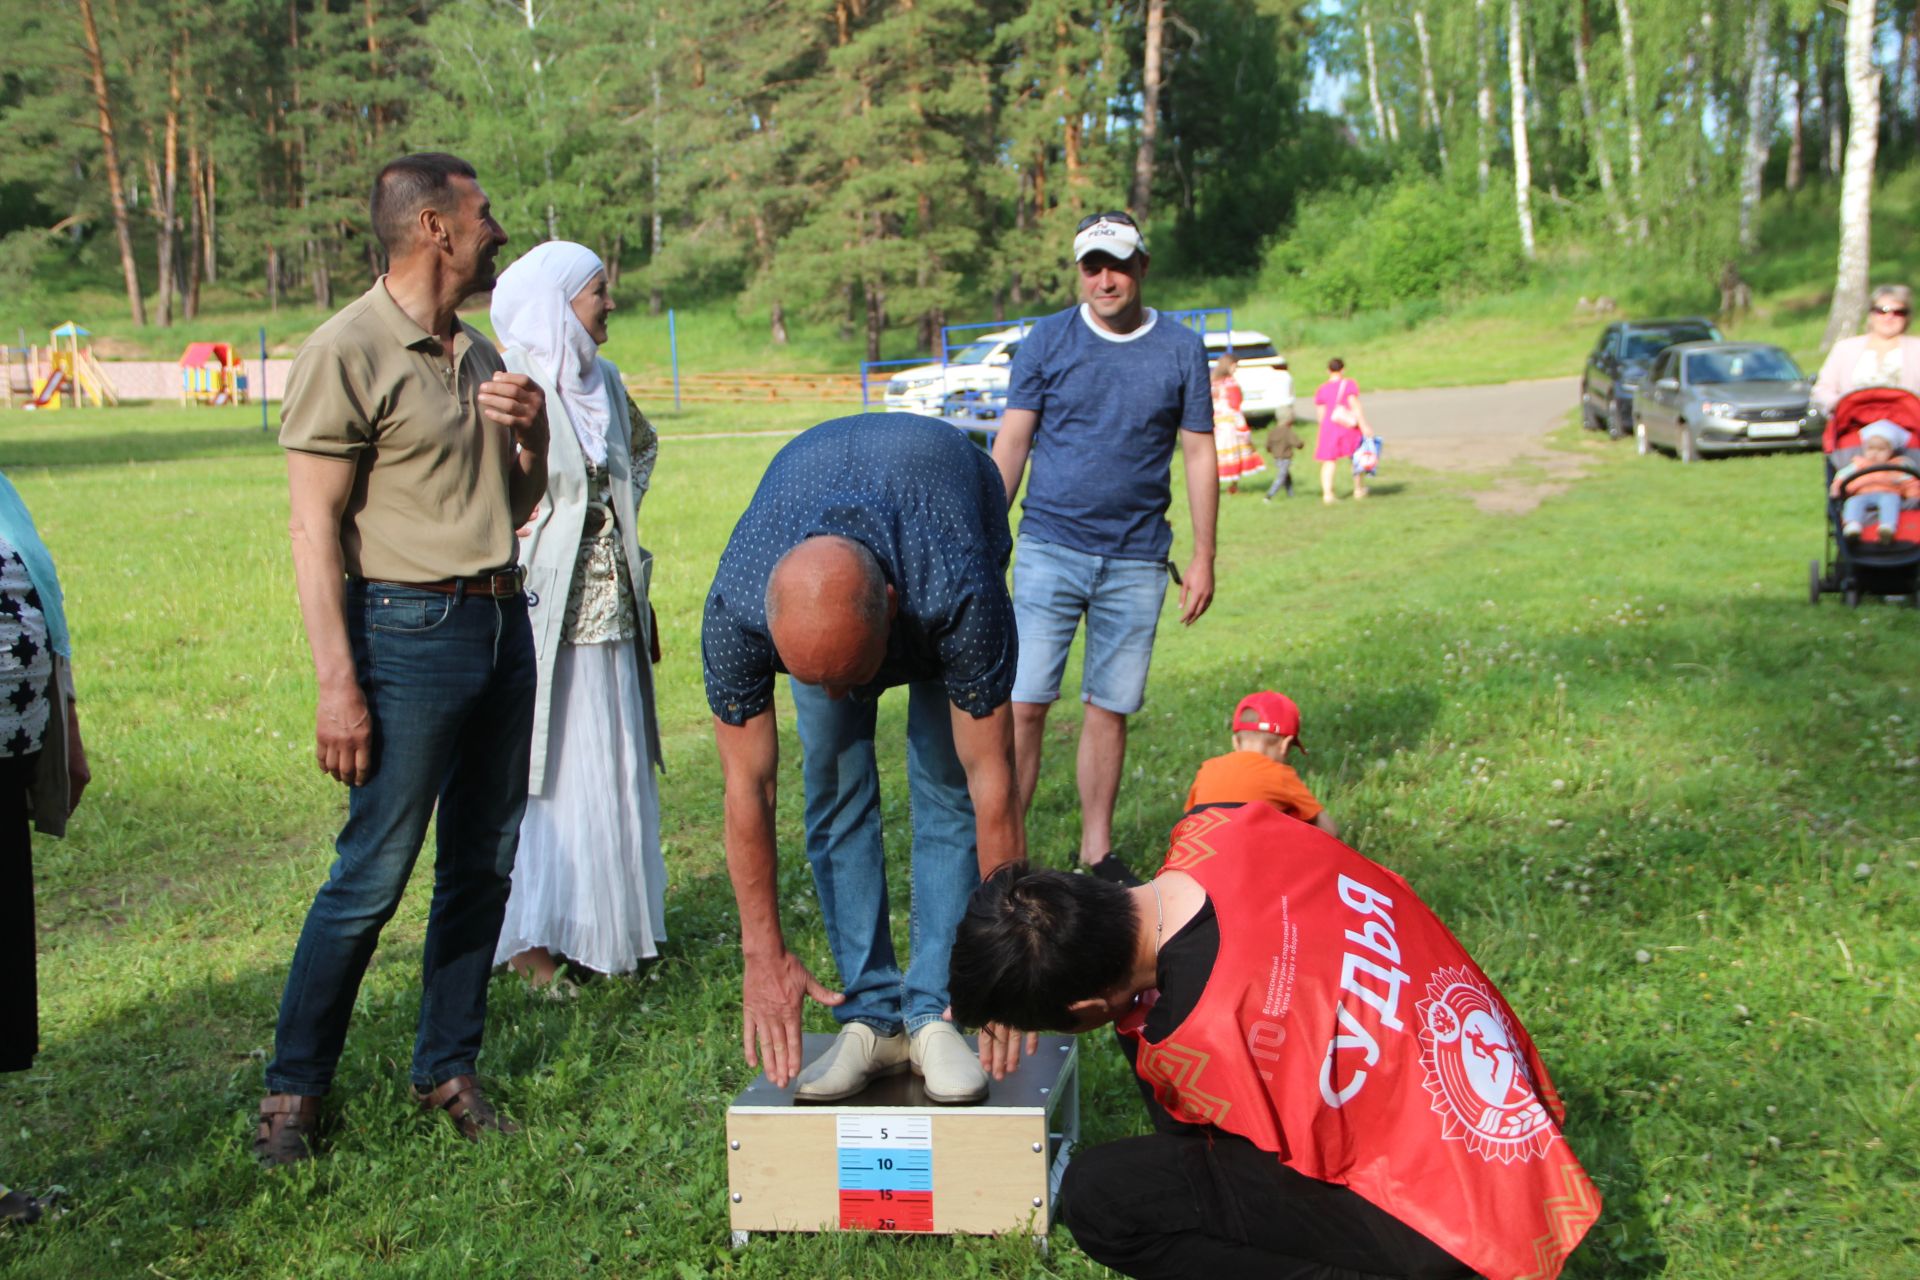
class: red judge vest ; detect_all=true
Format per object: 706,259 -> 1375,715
1117,805 -> 1600,1280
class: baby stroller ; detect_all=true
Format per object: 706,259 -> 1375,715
1809,386 -> 1920,607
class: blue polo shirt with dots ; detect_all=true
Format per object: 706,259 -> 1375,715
702,413 -> 1017,726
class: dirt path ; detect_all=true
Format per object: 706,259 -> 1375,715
660,376 -> 1592,514
1299,375 -> 1585,514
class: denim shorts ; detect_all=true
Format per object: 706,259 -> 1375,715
1010,535 -> 1167,715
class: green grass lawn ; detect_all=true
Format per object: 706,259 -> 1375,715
0,404 -> 1915,1278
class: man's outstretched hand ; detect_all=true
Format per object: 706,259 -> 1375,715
977,1021 -> 1040,1080
742,948 -> 844,1088
943,1006 -> 1038,1081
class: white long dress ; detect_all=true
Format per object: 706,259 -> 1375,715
496,636 -> 666,971
494,384 -> 667,974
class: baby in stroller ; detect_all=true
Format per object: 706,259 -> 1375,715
1830,420 -> 1920,543
1812,387 -> 1920,605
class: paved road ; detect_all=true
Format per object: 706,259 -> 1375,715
661,374 -> 1591,512
1294,375 -> 1585,513
1296,376 -> 1580,472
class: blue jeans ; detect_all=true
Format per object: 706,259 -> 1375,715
1011,536 -> 1168,715
1842,492 -> 1901,532
266,583 -> 536,1096
790,678 -> 978,1035
1264,458 -> 1293,498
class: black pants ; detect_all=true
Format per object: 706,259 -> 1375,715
1060,1129 -> 1476,1280
1,754 -> 38,1075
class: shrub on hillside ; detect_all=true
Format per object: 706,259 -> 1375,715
1261,177 -> 1522,317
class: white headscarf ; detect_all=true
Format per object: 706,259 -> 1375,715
491,241 -> 612,466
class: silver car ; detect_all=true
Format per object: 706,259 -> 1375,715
1633,341 -> 1822,461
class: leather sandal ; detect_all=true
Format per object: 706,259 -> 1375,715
413,1075 -> 517,1142
252,1093 -> 321,1167
0,1185 -> 59,1226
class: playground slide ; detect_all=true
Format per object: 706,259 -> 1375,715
26,368 -> 67,409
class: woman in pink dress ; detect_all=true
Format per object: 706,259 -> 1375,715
1313,357 -> 1371,504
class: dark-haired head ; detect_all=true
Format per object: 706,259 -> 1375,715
371,153 -> 478,256
948,863 -> 1140,1032
1328,357 -> 1345,373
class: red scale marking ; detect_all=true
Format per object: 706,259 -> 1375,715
839,1189 -> 935,1232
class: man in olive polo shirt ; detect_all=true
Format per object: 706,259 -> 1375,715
254,153 -> 551,1165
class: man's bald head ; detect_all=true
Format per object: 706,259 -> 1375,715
766,536 -> 895,696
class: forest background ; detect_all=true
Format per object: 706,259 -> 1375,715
2,0 -> 1918,369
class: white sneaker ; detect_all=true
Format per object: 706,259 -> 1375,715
792,1023 -> 908,1102
910,1022 -> 989,1104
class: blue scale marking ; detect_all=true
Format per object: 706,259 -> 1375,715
837,1147 -> 933,1192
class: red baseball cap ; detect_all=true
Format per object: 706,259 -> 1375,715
1231,691 -> 1305,750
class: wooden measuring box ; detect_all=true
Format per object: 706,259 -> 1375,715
725,1032 -> 1079,1245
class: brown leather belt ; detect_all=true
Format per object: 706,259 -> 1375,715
376,569 -> 525,598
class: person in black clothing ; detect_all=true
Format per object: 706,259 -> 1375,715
948,848 -> 1474,1280
1,473 -> 92,1225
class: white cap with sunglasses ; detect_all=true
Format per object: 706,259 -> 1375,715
1074,213 -> 1148,264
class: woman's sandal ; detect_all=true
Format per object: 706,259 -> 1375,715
413,1076 -> 518,1142
252,1093 -> 322,1167
0,1186 -> 61,1226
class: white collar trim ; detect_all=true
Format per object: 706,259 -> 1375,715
1078,304 -> 1158,343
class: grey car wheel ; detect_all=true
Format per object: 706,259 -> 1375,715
1608,404 -> 1629,440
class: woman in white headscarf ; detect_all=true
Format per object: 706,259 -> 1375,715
490,241 -> 666,992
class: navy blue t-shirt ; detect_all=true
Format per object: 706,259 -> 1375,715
703,413 -> 1017,726
1005,306 -> 1212,561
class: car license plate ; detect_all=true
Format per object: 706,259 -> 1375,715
1747,421 -> 1801,440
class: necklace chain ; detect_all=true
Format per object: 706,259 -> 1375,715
1151,880 -> 1163,949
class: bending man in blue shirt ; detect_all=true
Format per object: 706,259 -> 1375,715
992,213 -> 1218,885
704,412 -> 1030,1105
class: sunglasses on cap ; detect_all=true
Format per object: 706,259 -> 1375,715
1872,305 -> 1910,317
1076,210 -> 1137,232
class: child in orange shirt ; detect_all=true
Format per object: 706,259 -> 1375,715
1831,420 -> 1920,543
1186,691 -> 1338,837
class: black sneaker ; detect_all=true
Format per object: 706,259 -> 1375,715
1085,853 -> 1144,887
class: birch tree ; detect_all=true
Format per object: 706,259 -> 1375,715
1822,0 -> 1880,349
1361,3 -> 1394,145
1736,2 -> 1774,251
1475,0 -> 1494,192
1507,0 -> 1535,259
1615,0 -> 1648,239
1571,0 -> 1625,238
1786,26 -> 1808,192
1412,5 -> 1449,168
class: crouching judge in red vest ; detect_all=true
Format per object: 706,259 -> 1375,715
949,802 -> 1599,1280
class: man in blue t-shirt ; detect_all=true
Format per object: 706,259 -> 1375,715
703,413 -> 1031,1107
991,212 -> 1217,886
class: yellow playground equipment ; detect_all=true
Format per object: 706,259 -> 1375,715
178,342 -> 249,406
12,323 -> 120,410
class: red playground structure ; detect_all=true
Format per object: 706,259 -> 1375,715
178,342 -> 249,406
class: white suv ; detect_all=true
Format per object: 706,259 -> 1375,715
1205,329 -> 1292,423
884,327 -> 1026,416
881,322 -> 1293,423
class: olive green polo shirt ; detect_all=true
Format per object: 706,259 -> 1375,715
279,278 -> 517,582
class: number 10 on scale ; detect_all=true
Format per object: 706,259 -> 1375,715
836,1115 -> 935,1232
